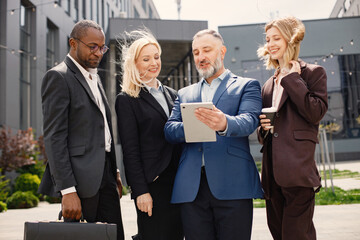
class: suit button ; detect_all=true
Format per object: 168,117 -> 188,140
100,143 -> 105,147
276,113 -> 280,117
273,133 -> 279,137
198,147 -> 202,152
100,124 -> 104,129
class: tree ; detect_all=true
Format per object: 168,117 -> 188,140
0,127 -> 37,175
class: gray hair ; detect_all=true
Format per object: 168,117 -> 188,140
70,20 -> 103,39
193,29 -> 224,44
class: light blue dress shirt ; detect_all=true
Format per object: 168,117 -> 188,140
144,80 -> 169,117
200,69 -> 229,166
200,69 -> 229,103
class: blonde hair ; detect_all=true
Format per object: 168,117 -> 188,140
119,29 -> 161,98
257,16 -> 305,70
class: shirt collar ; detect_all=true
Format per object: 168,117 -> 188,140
67,54 -> 98,78
201,69 -> 229,85
144,79 -> 163,92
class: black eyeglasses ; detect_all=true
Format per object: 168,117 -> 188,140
73,38 -> 109,54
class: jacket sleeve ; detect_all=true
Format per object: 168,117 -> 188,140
164,95 -> 186,144
225,80 -> 262,137
281,66 -> 328,124
115,94 -> 149,199
41,70 -> 77,193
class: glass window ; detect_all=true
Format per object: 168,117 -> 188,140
102,0 -> 105,28
67,0 -> 71,14
90,0 -> 93,20
134,7 -> 140,18
82,0 -> 86,19
142,0 -> 147,13
64,0 -> 70,15
74,0 -> 79,22
149,6 -> 152,18
96,0 -> 99,23
46,20 -> 58,70
337,54 -> 360,138
20,1 -> 34,129
106,3 -> 109,29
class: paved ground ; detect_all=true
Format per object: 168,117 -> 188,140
1,160 -> 359,240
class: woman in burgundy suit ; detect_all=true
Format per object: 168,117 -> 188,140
257,16 -> 328,240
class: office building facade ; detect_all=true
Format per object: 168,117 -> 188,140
0,0 -> 159,133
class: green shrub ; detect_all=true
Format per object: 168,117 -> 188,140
44,195 -> 61,204
0,171 -> 10,202
15,173 -> 40,195
0,201 -> 7,212
6,191 -> 39,209
17,161 -> 45,180
122,186 -> 129,196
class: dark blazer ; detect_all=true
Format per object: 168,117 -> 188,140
38,56 -> 117,198
115,86 -> 179,199
258,60 -> 328,198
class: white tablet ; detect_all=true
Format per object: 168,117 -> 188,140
180,102 -> 217,143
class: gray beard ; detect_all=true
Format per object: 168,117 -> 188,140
197,55 -> 222,80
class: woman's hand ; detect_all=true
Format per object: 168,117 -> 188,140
136,193 -> 153,217
289,60 -> 301,74
259,114 -> 272,131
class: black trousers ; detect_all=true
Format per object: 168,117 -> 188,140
134,164 -> 183,240
180,168 -> 253,240
65,152 -> 124,240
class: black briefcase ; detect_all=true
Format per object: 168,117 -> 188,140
24,211 -> 117,240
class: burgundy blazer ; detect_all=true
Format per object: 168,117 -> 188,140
258,60 -> 328,198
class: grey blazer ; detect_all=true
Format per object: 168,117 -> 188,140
38,56 -> 117,198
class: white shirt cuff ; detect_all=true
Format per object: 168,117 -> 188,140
61,186 -> 76,195
217,123 -> 228,136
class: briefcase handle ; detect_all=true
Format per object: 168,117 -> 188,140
58,210 -> 85,222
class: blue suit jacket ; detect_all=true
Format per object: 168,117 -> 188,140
164,71 -> 264,203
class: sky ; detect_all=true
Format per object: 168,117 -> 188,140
152,0 -> 338,30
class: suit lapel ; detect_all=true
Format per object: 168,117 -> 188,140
277,60 -> 307,111
263,77 -> 275,108
163,87 -> 175,114
277,86 -> 289,111
193,81 -> 202,102
97,77 -> 112,124
64,57 -> 98,108
139,88 -> 168,121
212,72 -> 235,106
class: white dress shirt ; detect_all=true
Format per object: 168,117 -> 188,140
272,75 -> 285,111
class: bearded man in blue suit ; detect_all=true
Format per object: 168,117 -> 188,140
164,29 -> 263,240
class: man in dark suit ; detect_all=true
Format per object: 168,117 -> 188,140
38,20 -> 124,240
164,29 -> 263,240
